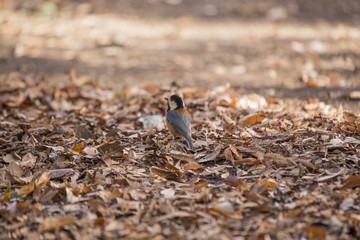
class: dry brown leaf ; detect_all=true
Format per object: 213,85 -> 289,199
265,152 -> 296,168
127,149 -> 137,162
195,180 -> 208,190
170,150 -> 195,162
210,200 -> 235,215
304,225 -> 326,240
151,167 -> 180,181
239,112 -> 265,126
97,189 -> 120,202
66,187 -> 81,203
183,162 -> 204,171
49,168 -> 75,179
7,161 -> 23,178
340,175 -> 360,190
21,152 -> 37,168
198,145 -> 222,163
102,155 -> 118,167
18,182 -> 35,196
83,146 -> 99,156
343,111 -> 358,123
35,172 -> 50,188
283,208 -> 302,218
228,145 -> 242,159
165,162 -> 186,179
258,179 -> 277,191
3,154 -> 18,163
298,159 -> 318,171
224,176 -> 245,188
224,147 -> 235,164
39,216 -> 77,232
234,158 -> 261,166
75,125 -> 94,139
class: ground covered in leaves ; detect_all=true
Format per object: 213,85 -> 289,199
0,72 -> 359,239
1,1 -> 360,239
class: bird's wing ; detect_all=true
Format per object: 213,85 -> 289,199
166,110 -> 192,139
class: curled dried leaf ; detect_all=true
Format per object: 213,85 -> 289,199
151,167 -> 180,181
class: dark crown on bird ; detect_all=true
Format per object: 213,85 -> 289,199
165,94 -> 185,110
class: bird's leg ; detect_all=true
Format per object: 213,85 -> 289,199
169,135 -> 177,150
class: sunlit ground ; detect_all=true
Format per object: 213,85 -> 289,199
1,1 -> 359,109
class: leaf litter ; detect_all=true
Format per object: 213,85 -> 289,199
0,72 -> 359,239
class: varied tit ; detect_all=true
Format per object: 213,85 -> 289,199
164,95 -> 195,152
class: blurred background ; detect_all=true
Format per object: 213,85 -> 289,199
0,0 -> 359,111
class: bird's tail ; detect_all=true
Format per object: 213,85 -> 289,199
185,136 -> 196,152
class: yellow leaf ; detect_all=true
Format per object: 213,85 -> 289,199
72,142 -> 84,153
2,189 -> 12,201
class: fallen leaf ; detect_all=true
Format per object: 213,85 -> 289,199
7,161 -> 23,178
75,125 -> 94,139
66,187 -> 81,203
170,150 -> 195,162
340,175 -> 360,190
72,142 -> 84,153
39,216 -> 77,232
298,159 -> 318,171
195,180 -> 208,190
304,225 -> 326,240
224,176 -> 245,188
184,162 -> 204,171
265,152 -> 296,168
316,168 -> 345,182
340,197 -> 354,211
160,188 -> 175,199
21,152 -> 37,168
151,167 -> 180,181
239,112 -> 265,126
165,162 -> 186,179
2,189 -> 12,201
35,172 -> 50,188
3,154 -> 18,163
198,145 -> 222,163
83,146 -> 99,156
18,182 -> 35,196
210,200 -> 235,215
49,168 -> 75,179
224,147 -> 235,164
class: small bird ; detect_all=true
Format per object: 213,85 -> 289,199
165,95 -> 196,152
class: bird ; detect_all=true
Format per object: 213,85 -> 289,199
164,94 -> 196,152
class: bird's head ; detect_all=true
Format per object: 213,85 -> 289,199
164,94 -> 184,110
